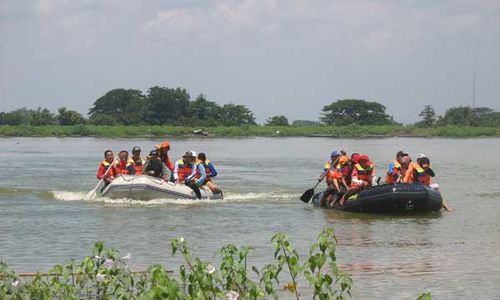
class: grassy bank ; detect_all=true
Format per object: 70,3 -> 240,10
0,124 -> 499,138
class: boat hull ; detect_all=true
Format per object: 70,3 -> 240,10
100,175 -> 223,200
311,183 -> 442,213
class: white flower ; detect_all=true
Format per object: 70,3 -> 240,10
227,291 -> 239,300
94,255 -> 101,262
122,253 -> 131,260
103,259 -> 114,269
12,280 -> 19,288
179,237 -> 184,242
207,264 -> 216,274
96,273 -> 106,282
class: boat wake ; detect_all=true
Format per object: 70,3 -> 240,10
51,190 -> 299,205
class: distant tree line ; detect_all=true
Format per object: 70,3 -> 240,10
416,105 -> 500,128
1,87 -> 499,127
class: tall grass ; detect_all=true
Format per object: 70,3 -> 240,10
0,125 -> 498,138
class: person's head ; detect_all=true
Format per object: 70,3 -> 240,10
396,151 -> 406,162
119,150 -> 128,161
351,153 -> 360,164
401,155 -> 411,167
183,151 -> 196,163
330,150 -> 340,160
419,156 -> 430,169
156,141 -> 171,156
149,149 -> 158,159
104,150 -> 114,162
198,152 -> 207,162
358,154 -> 371,168
132,146 -> 141,158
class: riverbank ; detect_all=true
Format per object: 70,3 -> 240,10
0,124 -> 498,138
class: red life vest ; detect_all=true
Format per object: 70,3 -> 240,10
354,163 -> 373,182
176,159 -> 194,182
97,160 -> 116,179
385,160 -> 401,184
411,163 -> 431,186
115,160 -> 133,175
129,157 -> 144,175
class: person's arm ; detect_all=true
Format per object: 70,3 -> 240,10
161,162 -> 169,181
127,162 -> 135,175
426,167 -> 435,177
97,163 -> 106,180
165,157 -> 175,172
173,161 -> 180,183
195,164 -> 206,186
208,162 -> 217,178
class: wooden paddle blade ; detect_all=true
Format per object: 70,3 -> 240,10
300,188 -> 315,203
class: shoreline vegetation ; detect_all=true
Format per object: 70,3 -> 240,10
0,229 -> 432,299
0,124 -> 499,138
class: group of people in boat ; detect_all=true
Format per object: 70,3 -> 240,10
317,150 -> 439,208
95,140 -> 221,195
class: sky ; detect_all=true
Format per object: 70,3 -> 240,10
1,0 -> 499,124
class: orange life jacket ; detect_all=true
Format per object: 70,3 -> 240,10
407,163 -> 431,186
176,159 -> 195,182
97,160 -> 117,179
129,157 -> 145,175
354,163 -> 374,182
115,160 -> 134,175
385,160 -> 401,184
196,159 -> 213,179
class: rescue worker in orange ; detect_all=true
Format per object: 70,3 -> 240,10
129,146 -> 145,175
142,149 -> 170,181
174,151 -> 206,186
345,153 -> 360,186
403,154 -> 436,188
318,150 -> 341,185
155,141 -> 175,173
197,152 -> 221,194
339,154 -> 375,205
96,149 -> 117,187
323,154 -> 351,207
115,150 -> 134,175
385,151 -> 406,184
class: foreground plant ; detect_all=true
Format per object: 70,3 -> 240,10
1,229 -> 431,299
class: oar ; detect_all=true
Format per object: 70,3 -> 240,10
300,180 -> 322,203
83,155 -> 119,200
442,201 -> 453,212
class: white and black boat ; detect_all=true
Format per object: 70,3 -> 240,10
100,175 -> 223,200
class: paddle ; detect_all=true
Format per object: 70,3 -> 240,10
83,155 -> 119,200
442,201 -> 453,212
300,155 -> 342,203
300,180 -> 322,203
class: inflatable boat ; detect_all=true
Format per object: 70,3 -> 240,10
311,183 -> 442,213
100,175 -> 223,200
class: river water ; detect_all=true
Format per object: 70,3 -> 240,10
0,137 -> 499,299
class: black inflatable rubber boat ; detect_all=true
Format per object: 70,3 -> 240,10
311,183 -> 442,213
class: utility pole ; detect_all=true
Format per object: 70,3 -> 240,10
472,70 -> 476,108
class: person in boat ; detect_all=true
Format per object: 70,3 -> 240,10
175,151 -> 206,199
344,152 -> 360,186
339,154 -> 375,205
155,141 -> 175,173
174,151 -> 206,186
96,149 -> 117,187
142,149 -> 170,181
115,150 -> 134,175
318,150 -> 341,184
385,150 -> 407,184
196,152 -> 221,194
129,146 -> 145,175
403,154 -> 438,190
323,154 -> 351,207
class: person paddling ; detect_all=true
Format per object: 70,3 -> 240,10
96,150 -> 117,187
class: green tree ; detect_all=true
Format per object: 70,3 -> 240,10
438,106 -> 500,127
146,86 -> 190,125
219,104 -> 256,126
265,115 -> 289,126
89,89 -> 146,125
321,99 -> 393,126
417,105 -> 436,127
292,119 -> 321,126
185,94 -> 221,126
30,107 -> 56,126
57,107 -> 85,125
0,108 -> 32,125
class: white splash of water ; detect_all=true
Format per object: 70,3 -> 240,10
52,191 -> 87,201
